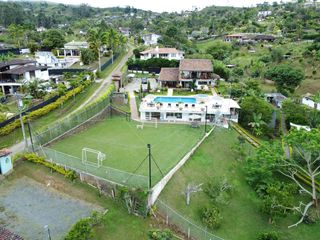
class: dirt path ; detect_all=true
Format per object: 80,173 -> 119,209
128,91 -> 139,121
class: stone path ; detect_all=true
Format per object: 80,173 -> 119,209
128,91 -> 139,121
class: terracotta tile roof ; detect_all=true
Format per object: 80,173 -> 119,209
0,227 -> 23,240
179,59 -> 213,72
140,48 -> 183,55
0,148 -> 11,158
159,68 -> 179,81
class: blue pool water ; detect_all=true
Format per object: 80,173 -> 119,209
154,96 -> 196,104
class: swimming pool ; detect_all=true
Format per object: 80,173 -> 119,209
154,96 -> 196,104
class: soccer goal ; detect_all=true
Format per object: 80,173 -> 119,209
82,148 -> 106,168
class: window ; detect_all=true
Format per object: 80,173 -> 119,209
5,158 -> 9,164
171,53 -> 176,57
166,113 -> 182,119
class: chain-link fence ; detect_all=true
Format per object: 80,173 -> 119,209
39,147 -> 148,189
33,95 -> 112,146
156,199 -> 224,240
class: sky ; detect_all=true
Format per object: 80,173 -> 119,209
42,0 -> 294,12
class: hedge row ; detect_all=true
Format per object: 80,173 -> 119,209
24,153 -> 77,180
0,80 -> 91,136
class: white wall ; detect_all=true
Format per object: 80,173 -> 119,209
302,97 -> 320,111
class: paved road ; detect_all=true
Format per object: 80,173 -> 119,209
68,47 -> 133,116
9,46 -> 133,155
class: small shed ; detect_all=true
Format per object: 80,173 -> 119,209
0,149 -> 13,175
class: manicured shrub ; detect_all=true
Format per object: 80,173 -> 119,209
257,231 -> 280,240
24,153 -> 77,180
147,229 -> 173,240
0,81 -> 91,136
200,206 -> 222,229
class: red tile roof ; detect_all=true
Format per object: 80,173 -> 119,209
140,48 -> 183,55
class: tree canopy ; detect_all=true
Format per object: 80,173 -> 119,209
265,65 -> 304,94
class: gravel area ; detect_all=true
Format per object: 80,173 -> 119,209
0,177 -> 98,240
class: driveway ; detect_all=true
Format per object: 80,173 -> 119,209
124,78 -> 159,92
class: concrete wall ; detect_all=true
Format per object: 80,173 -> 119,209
302,97 -> 320,111
148,126 -> 215,206
0,154 -> 13,175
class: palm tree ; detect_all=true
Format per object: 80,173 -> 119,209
87,28 -> 107,72
248,113 -> 266,136
105,28 -> 120,64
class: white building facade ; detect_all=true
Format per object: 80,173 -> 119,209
139,95 -> 240,123
302,96 -> 320,111
140,47 -> 184,61
142,33 -> 161,45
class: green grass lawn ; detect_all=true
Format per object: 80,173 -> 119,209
49,116 -> 206,185
8,161 -> 173,240
159,128 -> 320,240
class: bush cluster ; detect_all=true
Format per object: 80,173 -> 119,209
24,153 -> 77,180
0,80 -> 91,136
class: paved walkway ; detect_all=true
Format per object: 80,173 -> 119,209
211,87 -> 218,96
167,88 -> 173,96
128,91 -> 139,121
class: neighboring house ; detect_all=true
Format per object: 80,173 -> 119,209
36,26 -> 47,32
139,94 -> 240,124
142,33 -> 161,45
224,33 -> 275,43
35,51 -> 67,68
258,11 -> 272,20
140,47 -> 184,61
57,41 -> 89,58
0,149 -> 13,175
253,34 -> 276,42
0,26 -> 6,34
265,93 -> 287,108
119,27 -> 131,37
302,93 -> 320,111
224,34 -> 248,43
0,59 -> 49,95
159,59 -> 217,89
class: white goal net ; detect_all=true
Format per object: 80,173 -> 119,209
82,148 -> 106,167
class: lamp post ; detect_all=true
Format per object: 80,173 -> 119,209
204,105 -> 208,134
16,94 -> 28,149
44,225 -> 51,240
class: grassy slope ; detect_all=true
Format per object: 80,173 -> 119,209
50,117 -> 205,184
195,40 -> 320,95
6,161 -> 167,240
159,128 -> 320,240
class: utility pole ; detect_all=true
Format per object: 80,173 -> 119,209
204,105 -> 208,134
27,118 -> 35,152
147,144 -> 152,189
17,96 -> 28,149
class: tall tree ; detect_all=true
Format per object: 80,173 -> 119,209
87,28 -> 107,72
278,130 -> 320,227
105,28 -> 120,64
